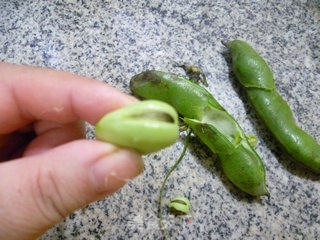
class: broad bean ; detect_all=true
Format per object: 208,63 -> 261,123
95,100 -> 179,154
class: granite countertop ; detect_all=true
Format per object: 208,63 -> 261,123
1,0 -> 319,239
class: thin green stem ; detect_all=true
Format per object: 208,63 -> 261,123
158,130 -> 191,240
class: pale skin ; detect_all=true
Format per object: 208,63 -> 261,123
0,62 -> 144,240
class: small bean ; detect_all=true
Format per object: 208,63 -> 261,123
168,196 -> 191,215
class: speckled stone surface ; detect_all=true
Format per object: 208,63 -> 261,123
1,0 -> 320,239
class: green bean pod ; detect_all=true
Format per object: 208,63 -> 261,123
130,70 -> 268,196
227,40 -> 320,173
95,100 -> 179,154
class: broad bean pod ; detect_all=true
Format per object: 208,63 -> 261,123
95,100 -> 179,154
227,40 -> 320,173
130,71 -> 268,196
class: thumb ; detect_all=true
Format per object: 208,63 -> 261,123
0,140 -> 143,240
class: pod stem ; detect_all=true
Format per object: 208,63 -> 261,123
158,130 -> 191,239
221,40 -> 228,47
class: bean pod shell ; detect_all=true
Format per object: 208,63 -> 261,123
131,70 -> 269,196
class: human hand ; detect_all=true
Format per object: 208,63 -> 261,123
0,63 -> 144,240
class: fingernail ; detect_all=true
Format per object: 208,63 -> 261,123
91,149 -> 143,194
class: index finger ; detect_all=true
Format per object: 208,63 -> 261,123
0,62 -> 137,134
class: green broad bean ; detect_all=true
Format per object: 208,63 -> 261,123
227,40 -> 320,173
131,70 -> 269,196
168,196 -> 191,214
95,100 -> 179,154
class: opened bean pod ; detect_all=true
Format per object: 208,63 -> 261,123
131,70 -> 269,196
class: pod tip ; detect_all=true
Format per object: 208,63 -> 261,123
264,189 -> 271,198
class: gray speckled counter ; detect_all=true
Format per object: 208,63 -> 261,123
1,0 -> 320,239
